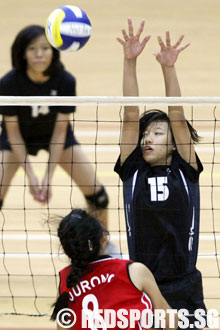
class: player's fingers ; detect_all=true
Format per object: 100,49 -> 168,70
38,188 -> 48,203
173,34 -> 184,48
117,37 -> 125,45
157,35 -> 165,49
122,29 -> 129,41
30,185 -> 39,195
34,195 -> 43,202
178,42 -> 190,53
140,35 -> 151,48
31,188 -> 41,202
42,188 -> 52,203
152,52 -> 161,61
128,17 -> 134,37
136,19 -> 145,38
166,31 -> 171,46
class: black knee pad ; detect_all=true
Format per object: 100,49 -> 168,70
85,186 -> 109,209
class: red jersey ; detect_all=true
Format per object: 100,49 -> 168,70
59,256 -> 153,329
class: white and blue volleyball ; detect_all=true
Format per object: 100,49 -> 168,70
45,5 -> 92,51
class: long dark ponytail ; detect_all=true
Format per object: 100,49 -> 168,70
51,209 -> 108,320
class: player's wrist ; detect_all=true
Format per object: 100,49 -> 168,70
161,64 -> 176,71
124,57 -> 137,66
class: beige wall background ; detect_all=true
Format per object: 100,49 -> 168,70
1,0 -> 220,97
0,0 -> 220,328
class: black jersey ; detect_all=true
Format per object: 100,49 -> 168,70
114,146 -> 203,282
0,69 -> 76,145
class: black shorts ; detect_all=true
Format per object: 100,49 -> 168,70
158,269 -> 207,330
0,124 -> 79,156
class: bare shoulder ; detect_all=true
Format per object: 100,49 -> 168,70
128,262 -> 155,291
129,262 -> 153,276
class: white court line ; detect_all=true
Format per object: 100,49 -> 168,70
74,130 -> 220,153
74,130 -> 220,138
1,235 -> 219,259
72,146 -> 220,153
1,234 -> 220,240
0,253 -> 219,259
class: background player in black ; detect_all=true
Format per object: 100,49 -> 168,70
115,19 -> 206,328
0,25 -> 110,231
50,208 -> 175,330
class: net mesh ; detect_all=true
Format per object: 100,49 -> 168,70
0,96 -> 219,318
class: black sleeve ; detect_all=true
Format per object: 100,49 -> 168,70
57,71 -> 76,114
114,146 -> 145,181
173,150 -> 203,182
0,72 -> 19,116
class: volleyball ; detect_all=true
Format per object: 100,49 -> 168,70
45,5 -> 92,52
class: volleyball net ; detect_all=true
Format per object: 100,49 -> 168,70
0,96 -> 219,318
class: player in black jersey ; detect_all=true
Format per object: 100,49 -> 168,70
0,25 -> 109,228
115,19 -> 206,328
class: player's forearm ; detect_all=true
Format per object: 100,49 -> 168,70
8,134 -> 35,178
47,132 -> 66,179
161,65 -> 184,117
46,147 -> 61,179
123,58 -> 139,97
46,113 -> 70,179
161,65 -> 181,97
123,57 -> 140,121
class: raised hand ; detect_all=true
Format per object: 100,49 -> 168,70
117,18 -> 151,60
153,31 -> 190,67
